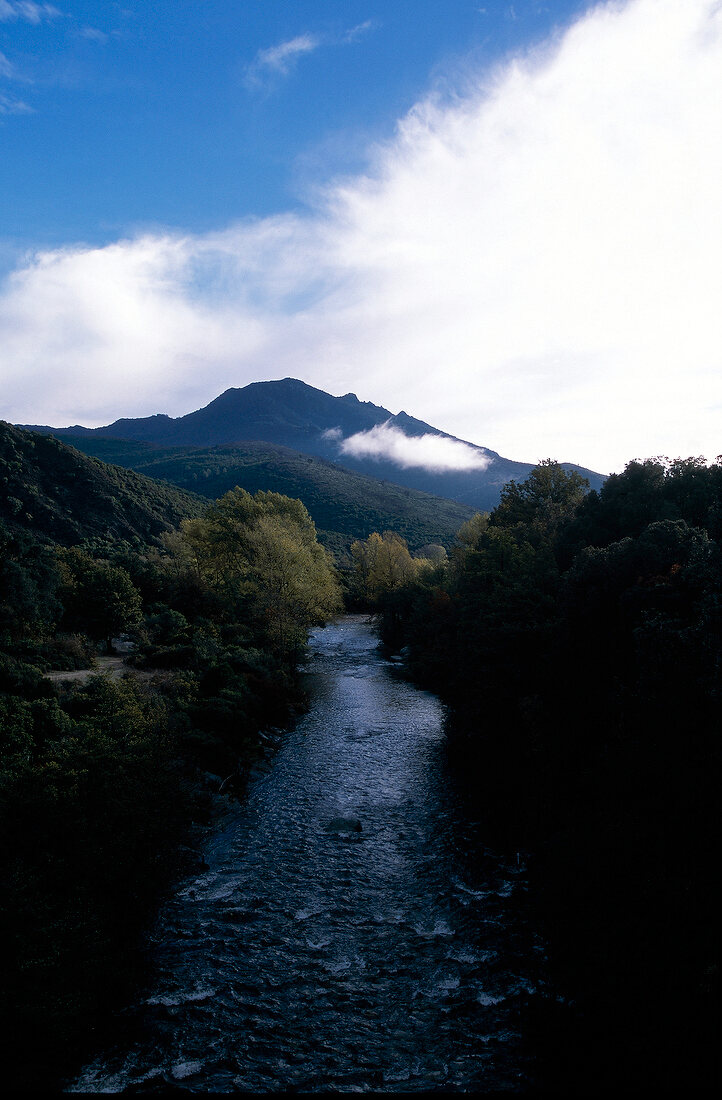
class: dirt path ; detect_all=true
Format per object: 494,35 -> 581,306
44,656 -> 145,684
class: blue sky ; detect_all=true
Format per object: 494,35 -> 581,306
2,1 -> 721,474
1,1 -> 589,245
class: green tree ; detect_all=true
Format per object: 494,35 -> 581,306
490,459 -> 589,536
416,542 -> 449,564
57,548 -> 143,652
563,455 -> 722,556
0,522 -> 61,643
175,488 -> 341,658
351,530 -> 431,602
455,512 -> 490,549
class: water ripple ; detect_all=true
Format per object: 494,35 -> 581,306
71,616 -> 539,1094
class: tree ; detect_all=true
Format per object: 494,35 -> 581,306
565,456 -> 722,554
245,511 -> 342,656
57,548 -> 143,652
416,543 -> 449,565
0,522 -> 61,643
490,459 -> 589,535
350,530 -> 429,602
455,513 -> 489,550
174,488 -> 341,658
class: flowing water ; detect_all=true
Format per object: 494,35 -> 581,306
72,616 -> 540,1093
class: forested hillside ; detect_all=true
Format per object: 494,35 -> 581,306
0,421 -> 205,545
358,457 -> 720,1093
44,433 -> 475,557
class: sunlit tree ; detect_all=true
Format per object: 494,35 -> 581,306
174,488 -> 342,658
350,530 -> 434,601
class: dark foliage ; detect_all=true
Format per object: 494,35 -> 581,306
0,443 -> 337,1090
49,434 -> 476,559
378,457 -> 721,1093
0,420 -> 204,547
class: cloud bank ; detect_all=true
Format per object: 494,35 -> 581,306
340,423 -> 491,473
2,0 -> 722,473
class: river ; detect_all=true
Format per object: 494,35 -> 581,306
71,615 -> 541,1093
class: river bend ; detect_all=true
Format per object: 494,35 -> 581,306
72,615 -> 538,1093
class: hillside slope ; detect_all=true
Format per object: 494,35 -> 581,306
53,435 -> 476,556
25,378 -> 606,512
0,422 -> 205,546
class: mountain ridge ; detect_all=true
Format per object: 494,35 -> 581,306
22,377 -> 606,511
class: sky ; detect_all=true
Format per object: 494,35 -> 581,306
1,0 -> 721,475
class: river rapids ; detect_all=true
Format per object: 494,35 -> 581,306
71,615 -> 541,1093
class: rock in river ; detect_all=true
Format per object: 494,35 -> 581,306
327,816 -> 362,834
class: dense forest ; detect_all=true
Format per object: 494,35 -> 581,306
0,421 -> 206,545
0,462 -> 341,1088
31,432 -> 476,560
355,457 -> 720,1092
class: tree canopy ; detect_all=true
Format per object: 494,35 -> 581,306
350,530 -> 435,603
176,488 -> 342,657
490,458 -> 589,534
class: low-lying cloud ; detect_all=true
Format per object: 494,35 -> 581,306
339,423 -> 491,473
1,0 -> 722,473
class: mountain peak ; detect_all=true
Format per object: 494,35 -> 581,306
19,379 -> 606,510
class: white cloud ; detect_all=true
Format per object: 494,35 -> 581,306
0,50 -> 16,78
245,34 -> 320,86
343,21 -> 376,44
0,91 -> 32,112
78,26 -> 108,45
0,2 -> 61,23
340,423 -> 491,472
245,24 -> 376,88
2,0 -> 722,474
0,229 -> 275,424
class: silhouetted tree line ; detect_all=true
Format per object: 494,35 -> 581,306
0,489 -> 340,1090
363,457 -> 720,1093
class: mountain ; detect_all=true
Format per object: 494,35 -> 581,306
24,378 -> 606,511
47,435 -> 476,558
0,421 -> 205,546
1,421 -> 475,556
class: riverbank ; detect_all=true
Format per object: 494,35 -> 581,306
2,649 -> 308,1095
1,485 -> 344,1092
70,617 -> 540,1094
379,635 -> 721,1094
